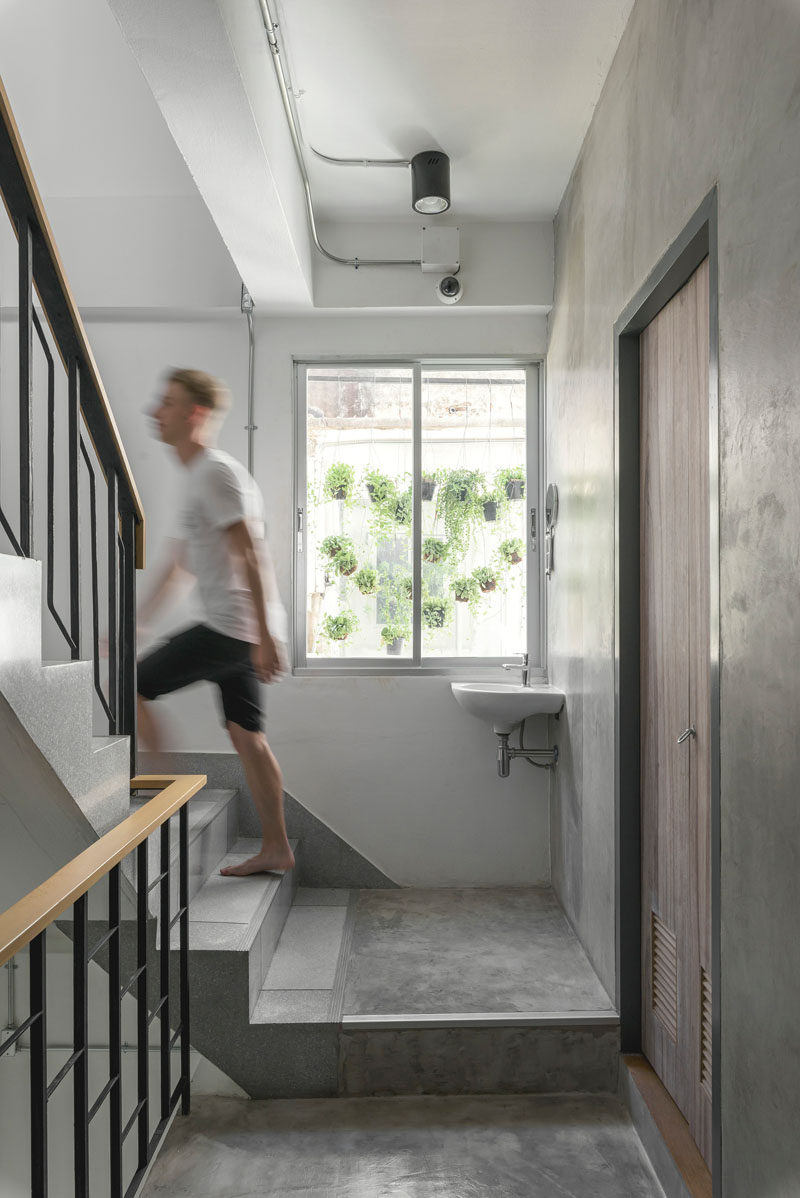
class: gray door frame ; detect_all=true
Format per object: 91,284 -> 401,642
613,187 -> 721,1185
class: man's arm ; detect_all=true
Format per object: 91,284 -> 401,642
225,519 -> 287,681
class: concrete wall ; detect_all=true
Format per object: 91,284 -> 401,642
84,311 -> 552,887
545,1 -> 800,1193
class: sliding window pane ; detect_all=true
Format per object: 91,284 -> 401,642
421,368 -> 527,657
305,366 -> 413,659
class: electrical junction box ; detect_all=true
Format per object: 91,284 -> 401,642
421,226 -> 460,274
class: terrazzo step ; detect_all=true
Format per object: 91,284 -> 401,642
0,553 -> 43,666
129,788 -> 239,913
0,645 -> 131,835
81,734 -> 131,835
171,837 -> 299,1020
252,888 -> 353,1025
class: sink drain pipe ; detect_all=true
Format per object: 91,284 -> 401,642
496,726 -> 559,778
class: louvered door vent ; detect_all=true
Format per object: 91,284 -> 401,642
651,911 -> 678,1041
700,966 -> 713,1098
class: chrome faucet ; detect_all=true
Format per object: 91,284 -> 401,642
502,651 -> 530,686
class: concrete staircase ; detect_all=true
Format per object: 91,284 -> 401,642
0,553 -> 130,836
163,797 -> 620,1100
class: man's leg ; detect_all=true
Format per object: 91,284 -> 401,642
220,722 -> 295,876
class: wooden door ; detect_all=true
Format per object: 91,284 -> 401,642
640,258 -> 712,1164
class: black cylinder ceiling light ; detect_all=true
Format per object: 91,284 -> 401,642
411,150 -> 451,214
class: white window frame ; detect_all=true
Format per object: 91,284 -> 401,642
292,357 -> 546,677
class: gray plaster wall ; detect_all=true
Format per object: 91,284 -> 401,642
545,2 -> 800,1194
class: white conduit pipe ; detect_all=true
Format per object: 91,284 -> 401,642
255,0 -> 421,270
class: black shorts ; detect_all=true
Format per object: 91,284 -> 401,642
137,624 -> 263,733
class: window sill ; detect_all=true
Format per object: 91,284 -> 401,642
291,662 -> 547,681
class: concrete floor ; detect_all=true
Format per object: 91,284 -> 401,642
343,888 -> 614,1015
142,1093 -> 665,1197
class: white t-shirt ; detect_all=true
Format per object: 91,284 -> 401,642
174,448 -> 287,646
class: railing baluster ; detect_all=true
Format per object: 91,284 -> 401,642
108,866 -> 122,1197
159,821 -> 171,1123
18,216 -> 33,556
179,804 -> 191,1115
136,840 -> 149,1176
73,895 -> 89,1198
107,467 -> 119,733
29,933 -> 47,1198
69,358 -> 81,659
80,439 -> 114,725
121,509 -> 138,776
43,311 -> 56,627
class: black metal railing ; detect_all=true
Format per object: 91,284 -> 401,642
0,80 -> 144,768
0,775 -> 203,1198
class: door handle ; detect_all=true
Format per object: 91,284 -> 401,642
677,725 -> 696,745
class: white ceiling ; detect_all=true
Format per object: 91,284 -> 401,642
277,0 -> 636,222
0,0 -> 636,311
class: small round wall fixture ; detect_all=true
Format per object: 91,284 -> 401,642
411,150 -> 450,214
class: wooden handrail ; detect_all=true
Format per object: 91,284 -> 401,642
0,73 -> 146,567
0,775 -> 206,967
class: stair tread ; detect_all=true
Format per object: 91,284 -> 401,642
130,789 -> 236,854
184,838 -> 298,952
91,735 -> 128,751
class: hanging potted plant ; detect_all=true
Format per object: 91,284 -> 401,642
380,621 -> 409,655
364,468 -> 395,505
499,537 -> 525,565
320,533 -> 351,559
394,487 -> 412,528
421,474 -> 437,502
452,575 -> 480,610
479,485 -> 505,522
363,469 -> 399,541
422,596 -> 451,629
435,468 -> 485,556
473,566 -> 498,593
323,462 -> 355,502
396,571 -> 413,601
353,566 -> 378,595
333,547 -> 358,577
422,537 -> 448,564
322,610 -> 357,642
496,466 -> 526,501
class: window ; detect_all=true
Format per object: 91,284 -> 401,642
294,361 -> 541,669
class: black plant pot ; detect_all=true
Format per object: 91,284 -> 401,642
456,487 -> 469,502
479,580 -> 497,592
366,484 -> 379,503
332,487 -> 347,500
386,638 -> 404,655
505,479 -> 525,500
421,478 -> 437,502
483,501 -> 498,521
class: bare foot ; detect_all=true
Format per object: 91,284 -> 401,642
220,848 -> 295,877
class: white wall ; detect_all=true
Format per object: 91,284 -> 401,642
84,310 -> 551,886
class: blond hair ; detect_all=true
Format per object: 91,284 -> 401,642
167,368 -> 231,417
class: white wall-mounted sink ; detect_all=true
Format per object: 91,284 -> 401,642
451,682 -> 565,734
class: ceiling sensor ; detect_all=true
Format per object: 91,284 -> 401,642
436,275 -> 463,305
